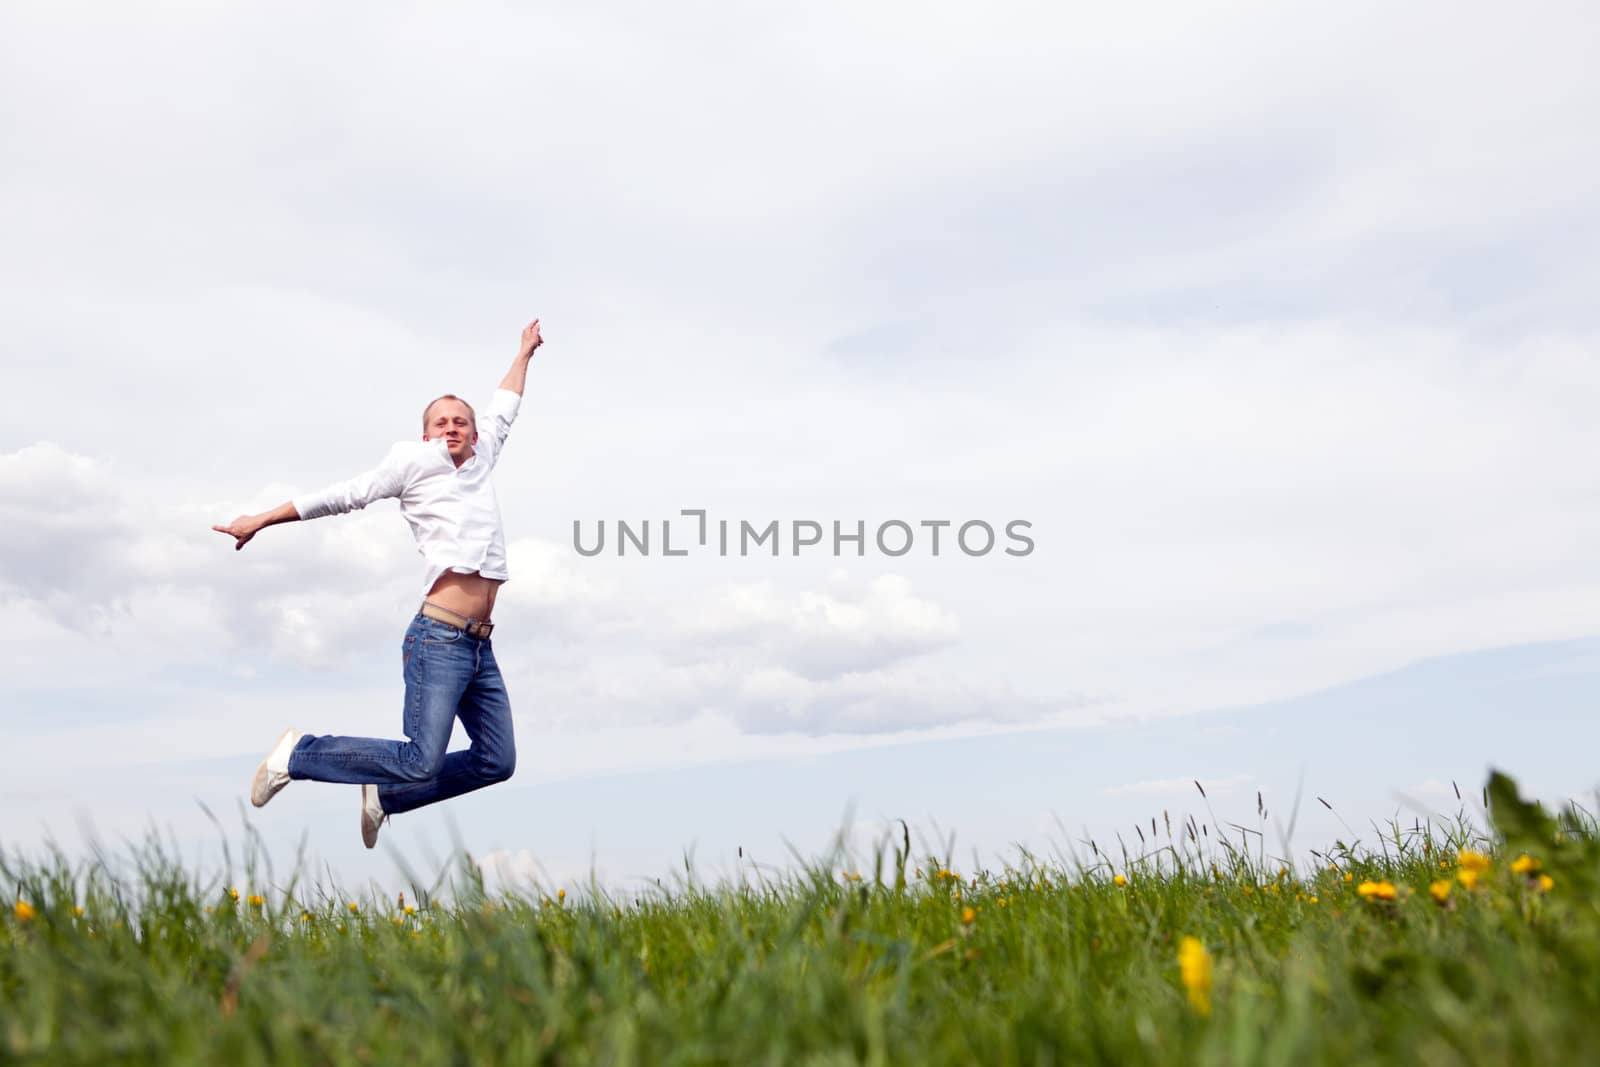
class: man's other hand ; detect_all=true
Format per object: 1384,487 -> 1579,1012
212,515 -> 262,551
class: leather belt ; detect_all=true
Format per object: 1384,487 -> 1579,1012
420,601 -> 494,638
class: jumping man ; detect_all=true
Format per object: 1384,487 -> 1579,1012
212,319 -> 545,848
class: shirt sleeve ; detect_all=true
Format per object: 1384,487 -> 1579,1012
291,443 -> 412,520
477,388 -> 522,466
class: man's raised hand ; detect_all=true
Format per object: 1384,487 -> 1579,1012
519,318 -> 543,360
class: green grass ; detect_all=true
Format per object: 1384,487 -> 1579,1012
4,771 -> 1599,1065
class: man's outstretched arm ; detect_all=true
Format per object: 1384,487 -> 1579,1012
212,501 -> 301,551
212,445 -> 409,551
499,318 -> 543,396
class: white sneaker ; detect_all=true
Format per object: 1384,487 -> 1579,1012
250,728 -> 300,807
361,784 -> 387,849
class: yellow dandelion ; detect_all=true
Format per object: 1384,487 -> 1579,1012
1308,895 -> 1318,904
301,912 -> 312,922
1537,874 -> 1554,893
1457,868 -> 1480,890
1277,867 -> 1288,880
1510,854 -> 1539,874
348,902 -> 359,914
247,894 -> 265,908
557,888 -> 566,902
1438,860 -> 1448,869
1357,881 -> 1397,901
1429,880 -> 1451,904
403,905 -> 415,916
72,905 -> 84,918
1458,849 -> 1491,873
1113,874 -> 1127,887
961,906 -> 977,925
13,900 -> 35,922
1177,937 -> 1213,1016
228,888 -> 240,902
1343,873 -> 1354,884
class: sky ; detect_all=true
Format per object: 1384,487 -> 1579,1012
3,1 -> 1598,894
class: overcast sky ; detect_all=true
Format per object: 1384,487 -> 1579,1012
3,1 -> 1597,889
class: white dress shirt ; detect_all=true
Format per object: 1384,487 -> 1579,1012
292,389 -> 522,597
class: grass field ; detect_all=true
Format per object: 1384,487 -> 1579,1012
4,771 -> 1598,1065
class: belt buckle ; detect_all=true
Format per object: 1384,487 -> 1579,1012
475,621 -> 494,639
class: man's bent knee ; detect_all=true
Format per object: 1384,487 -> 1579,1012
478,748 -> 516,784
397,745 -> 447,782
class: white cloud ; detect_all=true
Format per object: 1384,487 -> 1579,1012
0,441 -> 417,669
670,573 -> 960,678
497,565 -> 1056,734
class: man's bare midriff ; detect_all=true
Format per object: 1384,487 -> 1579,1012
425,570 -> 503,623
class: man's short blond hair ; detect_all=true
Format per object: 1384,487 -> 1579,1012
422,394 -> 477,432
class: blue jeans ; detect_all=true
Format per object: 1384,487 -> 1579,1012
286,614 -> 516,816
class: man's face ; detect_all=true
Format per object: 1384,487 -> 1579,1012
423,398 -> 477,462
